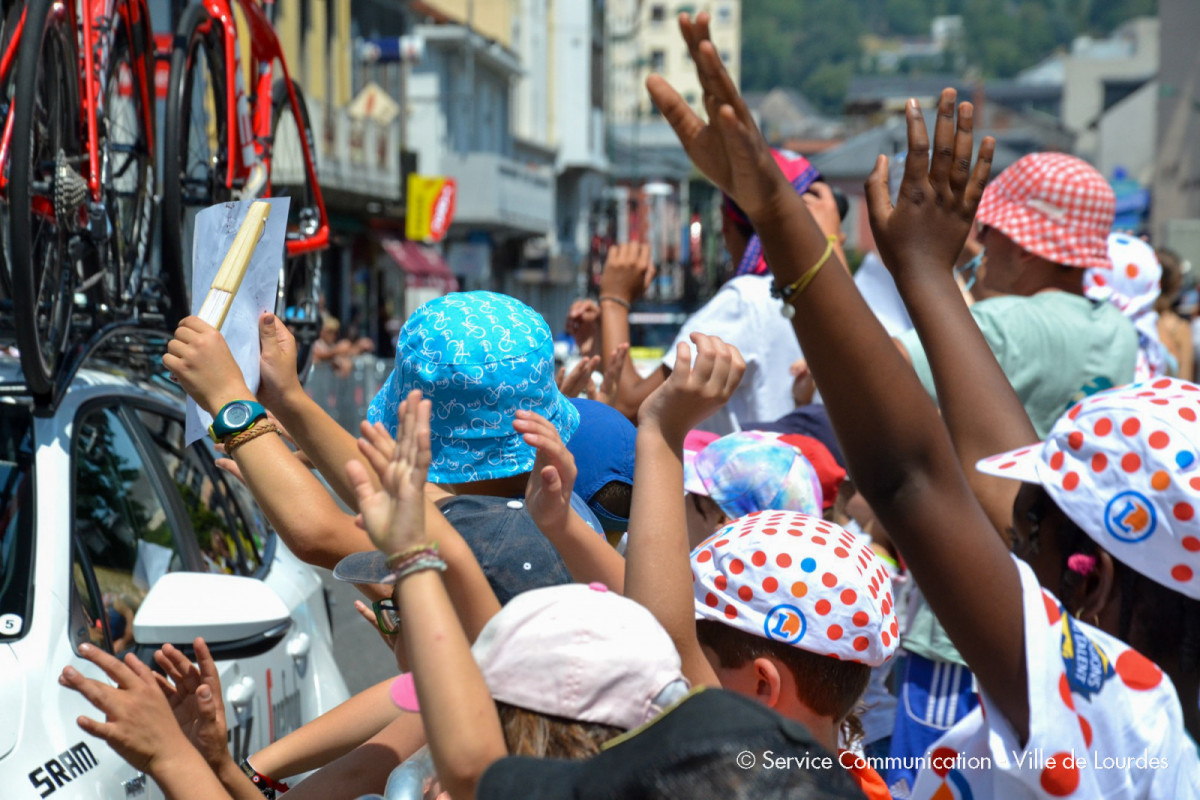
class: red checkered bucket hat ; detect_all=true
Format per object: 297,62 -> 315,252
975,152 -> 1115,270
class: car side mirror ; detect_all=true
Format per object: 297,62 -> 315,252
133,572 -> 291,649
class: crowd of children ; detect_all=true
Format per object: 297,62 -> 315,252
58,10 -> 1200,800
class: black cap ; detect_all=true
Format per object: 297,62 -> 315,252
477,688 -> 861,800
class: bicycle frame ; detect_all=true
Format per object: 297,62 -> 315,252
196,0 -> 330,257
0,0 -> 156,211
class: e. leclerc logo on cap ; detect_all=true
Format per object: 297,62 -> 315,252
764,604 -> 806,645
1104,490 -> 1157,543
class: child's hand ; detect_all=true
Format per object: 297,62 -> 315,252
645,13 -> 789,225
556,356 -> 601,398
565,299 -> 601,358
153,639 -> 229,770
514,410 -> 577,535
589,343 -> 628,407
59,644 -> 191,774
639,333 -> 745,445
162,316 -> 253,415
255,312 -> 304,412
348,390 -> 432,555
598,242 -> 655,306
865,89 -> 995,283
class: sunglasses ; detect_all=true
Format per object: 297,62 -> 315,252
372,598 -> 401,635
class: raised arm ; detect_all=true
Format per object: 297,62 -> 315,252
350,390 -> 506,800
165,316 -> 381,577
648,12 -> 1030,740
624,333 -> 744,689
867,88 -> 1038,535
512,410 -> 628,591
254,312 -> 379,509
598,242 -> 668,420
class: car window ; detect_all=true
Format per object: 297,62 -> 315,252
0,404 -> 34,641
137,409 -> 263,575
73,407 -> 184,653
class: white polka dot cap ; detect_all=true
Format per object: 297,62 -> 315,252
977,378 -> 1200,600
975,152 -> 1114,270
691,510 -> 899,667
1084,233 -> 1162,318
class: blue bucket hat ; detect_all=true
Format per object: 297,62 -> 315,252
567,398 -> 635,533
367,291 -> 579,484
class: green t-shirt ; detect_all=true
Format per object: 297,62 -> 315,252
897,291 -> 1138,439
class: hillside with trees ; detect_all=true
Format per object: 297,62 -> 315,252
741,0 -> 1158,112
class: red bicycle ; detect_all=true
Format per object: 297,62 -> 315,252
2,0 -> 167,402
160,0 -> 330,357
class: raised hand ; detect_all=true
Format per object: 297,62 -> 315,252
255,312 -> 303,412
588,343 -> 628,406
348,390 -> 432,555
513,410 -> 577,535
59,644 -> 193,774
644,13 -> 789,224
865,89 -> 995,280
556,355 -> 601,398
638,333 -> 745,444
566,299 -> 601,358
153,639 -> 230,769
163,316 -> 253,416
598,242 -> 655,305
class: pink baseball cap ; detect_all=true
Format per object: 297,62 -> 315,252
976,152 -> 1115,270
691,511 -> 899,667
978,377 -> 1200,600
389,583 -> 688,730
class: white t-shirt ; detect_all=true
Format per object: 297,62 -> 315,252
662,275 -> 802,435
910,558 -> 1200,800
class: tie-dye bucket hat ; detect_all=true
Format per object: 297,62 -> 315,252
977,377 -> 1200,600
367,291 -> 579,483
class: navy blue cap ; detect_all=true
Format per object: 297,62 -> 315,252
566,398 -> 636,533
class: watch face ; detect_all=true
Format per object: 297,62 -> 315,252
224,404 -> 251,427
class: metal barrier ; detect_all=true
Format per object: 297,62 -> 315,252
305,355 -> 390,432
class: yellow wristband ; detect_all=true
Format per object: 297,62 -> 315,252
771,235 -> 838,319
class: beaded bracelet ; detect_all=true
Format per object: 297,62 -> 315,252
770,235 -> 838,319
385,542 -> 439,569
226,422 -> 279,454
394,555 -> 448,581
598,295 -> 631,311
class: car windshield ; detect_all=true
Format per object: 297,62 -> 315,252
0,403 -> 34,640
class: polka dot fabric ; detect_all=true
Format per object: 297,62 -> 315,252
690,510 -> 898,667
975,153 -> 1115,271
978,377 -> 1200,600
1085,234 -> 1168,382
909,559 -> 1200,799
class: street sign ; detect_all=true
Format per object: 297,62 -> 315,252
406,175 -> 457,243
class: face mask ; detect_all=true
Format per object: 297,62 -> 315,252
956,249 -> 984,293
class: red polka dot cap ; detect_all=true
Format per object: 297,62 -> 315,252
975,152 -> 1115,270
977,377 -> 1200,600
1084,233 -> 1163,318
690,510 -> 899,667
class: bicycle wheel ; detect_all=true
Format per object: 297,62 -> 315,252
102,4 -> 157,317
9,0 -> 82,400
161,2 -> 228,325
268,79 -> 322,376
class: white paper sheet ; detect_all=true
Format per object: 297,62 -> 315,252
184,198 -> 290,445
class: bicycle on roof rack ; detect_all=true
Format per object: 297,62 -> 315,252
160,0 -> 330,376
0,0 -> 171,406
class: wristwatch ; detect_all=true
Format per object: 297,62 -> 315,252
209,400 -> 267,444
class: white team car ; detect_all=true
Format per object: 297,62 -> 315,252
0,342 -> 350,798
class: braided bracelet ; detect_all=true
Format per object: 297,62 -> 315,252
385,542 -> 439,569
226,422 -> 279,454
770,235 -> 838,319
394,555 -> 448,581
388,547 -> 441,575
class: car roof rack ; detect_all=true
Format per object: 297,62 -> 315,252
34,322 -> 176,416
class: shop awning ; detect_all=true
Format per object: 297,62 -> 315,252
381,237 -> 459,292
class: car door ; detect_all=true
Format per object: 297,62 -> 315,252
131,407 -> 335,758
